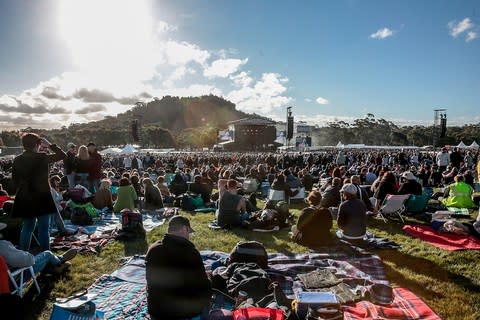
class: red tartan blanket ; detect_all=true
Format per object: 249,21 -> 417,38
403,224 -> 480,251
343,288 -> 441,320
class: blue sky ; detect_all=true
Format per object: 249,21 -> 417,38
0,0 -> 479,129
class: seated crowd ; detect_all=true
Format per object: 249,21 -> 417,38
0,133 -> 479,319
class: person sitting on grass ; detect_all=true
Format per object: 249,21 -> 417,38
143,178 -> 164,211
442,175 -> 476,209
397,171 -> 422,196
93,179 -> 114,210
216,179 -> 248,228
146,216 -> 211,319
113,177 -> 138,213
291,190 -> 333,248
156,176 -> 175,204
337,183 -> 367,242
0,223 -> 77,275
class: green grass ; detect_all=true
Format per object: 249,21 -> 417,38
24,203 -> 480,320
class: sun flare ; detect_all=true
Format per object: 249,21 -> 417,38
58,0 -> 156,87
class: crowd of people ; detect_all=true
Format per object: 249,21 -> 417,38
0,133 -> 479,318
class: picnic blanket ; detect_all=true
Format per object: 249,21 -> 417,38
403,224 -> 480,251
51,212 -> 169,254
84,252 -> 438,320
446,207 -> 471,216
343,288 -> 441,320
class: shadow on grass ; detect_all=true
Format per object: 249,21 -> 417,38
378,248 -> 480,298
23,272 -> 74,319
123,236 -> 149,256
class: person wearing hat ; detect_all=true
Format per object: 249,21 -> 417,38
145,216 -> 211,319
0,223 -> 77,275
398,171 -> 422,196
64,142 -> 77,189
12,133 -> 66,251
337,183 -> 367,241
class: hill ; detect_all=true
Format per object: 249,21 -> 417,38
1,95 -> 271,149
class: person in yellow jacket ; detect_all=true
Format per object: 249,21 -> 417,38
442,175 -> 476,208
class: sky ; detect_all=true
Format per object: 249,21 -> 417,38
0,0 -> 479,130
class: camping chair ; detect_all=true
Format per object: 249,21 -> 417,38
0,256 -> 41,298
405,191 -> 430,214
268,189 -> 286,202
378,194 -> 411,223
289,187 -> 306,202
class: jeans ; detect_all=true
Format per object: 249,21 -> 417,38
19,215 -> 51,251
33,250 -> 62,274
51,211 -> 66,233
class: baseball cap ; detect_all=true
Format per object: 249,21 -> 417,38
67,142 -> 76,149
168,216 -> 194,233
340,183 -> 357,195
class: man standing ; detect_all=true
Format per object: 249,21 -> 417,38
64,143 -> 77,188
436,148 -> 450,173
87,142 -> 102,193
337,183 -> 367,241
145,216 -> 211,319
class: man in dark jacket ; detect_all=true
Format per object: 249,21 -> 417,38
12,133 -> 66,251
320,177 -> 342,208
63,142 -> 77,188
87,142 -> 102,193
146,216 -> 211,319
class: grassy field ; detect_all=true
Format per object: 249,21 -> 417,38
20,203 -> 480,320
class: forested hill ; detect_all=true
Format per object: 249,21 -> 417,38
101,95 -> 249,132
0,95 -> 267,149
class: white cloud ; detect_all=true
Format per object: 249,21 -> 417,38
304,98 -> 312,103
370,27 -> 394,39
466,31 -> 478,42
0,6 -> 294,129
315,97 -> 329,105
204,58 -> 248,78
156,20 -> 177,33
448,18 -> 474,38
163,40 -> 211,67
227,73 -> 292,114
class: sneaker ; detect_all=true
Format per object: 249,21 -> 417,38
60,248 -> 78,262
52,261 -> 71,274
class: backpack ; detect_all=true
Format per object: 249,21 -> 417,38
226,263 -> 272,303
120,209 -> 144,233
181,194 -> 196,211
70,207 -> 93,226
233,308 -> 285,320
229,241 -> 268,269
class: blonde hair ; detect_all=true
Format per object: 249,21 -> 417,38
77,145 -> 90,160
143,177 -> 154,187
98,179 -> 111,191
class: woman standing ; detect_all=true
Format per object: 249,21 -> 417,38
12,133 -> 66,251
75,145 -> 90,189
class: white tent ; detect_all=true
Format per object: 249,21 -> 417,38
469,141 -> 479,149
335,141 -> 345,149
457,141 -> 467,149
120,144 -> 137,154
100,147 -> 122,155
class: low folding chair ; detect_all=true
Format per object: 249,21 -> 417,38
268,189 -> 286,202
289,187 -> 306,202
378,194 -> 411,223
0,256 -> 41,298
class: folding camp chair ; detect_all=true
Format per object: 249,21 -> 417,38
378,194 -> 411,223
0,256 -> 41,298
268,189 -> 286,202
